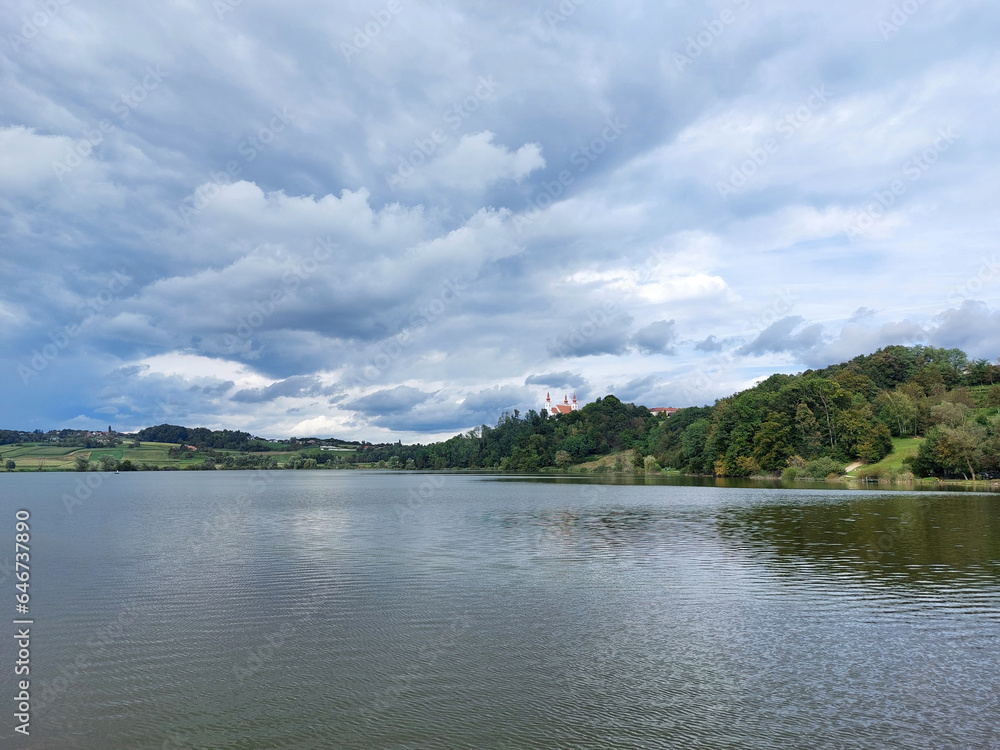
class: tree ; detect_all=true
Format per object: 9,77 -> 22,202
753,412 -> 794,471
837,404 -> 893,463
804,378 -> 848,450
794,403 -> 823,455
986,385 -> 1000,409
681,419 -> 710,472
97,454 -> 119,472
876,390 -> 916,437
930,401 -> 968,428
935,424 -> 987,479
4,460 -> 14,470
74,455 -> 91,472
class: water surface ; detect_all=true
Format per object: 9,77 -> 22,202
1,472 -> 998,749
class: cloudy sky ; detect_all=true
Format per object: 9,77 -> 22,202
2,0 -> 998,441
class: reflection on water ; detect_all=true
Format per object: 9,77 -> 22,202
716,493 -> 1000,589
0,473 -> 997,749
495,471 -> 1000,492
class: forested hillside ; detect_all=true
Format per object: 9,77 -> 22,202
134,424 -> 273,451
364,346 -> 1000,479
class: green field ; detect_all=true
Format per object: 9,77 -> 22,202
847,437 -> 923,477
0,441 -> 356,471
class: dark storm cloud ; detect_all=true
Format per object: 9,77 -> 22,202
632,320 -> 678,355
1,0 -> 998,436
232,375 -> 338,403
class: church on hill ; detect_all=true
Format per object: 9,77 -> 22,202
543,393 -> 579,415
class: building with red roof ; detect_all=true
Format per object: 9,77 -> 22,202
543,393 -> 579,416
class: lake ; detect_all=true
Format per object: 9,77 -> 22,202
1,472 -> 998,749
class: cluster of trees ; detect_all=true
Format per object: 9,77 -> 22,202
0,428 -> 119,448
136,425 -> 273,451
910,402 -> 1000,479
362,346 -> 1000,478
362,394 -> 653,471
6,346 -> 998,479
73,452 -> 282,472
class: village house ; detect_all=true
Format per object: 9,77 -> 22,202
648,407 -> 679,417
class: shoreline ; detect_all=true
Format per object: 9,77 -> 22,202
3,465 -> 999,493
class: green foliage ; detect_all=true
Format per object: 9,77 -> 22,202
910,422 -> 998,479
357,346 -> 1000,477
136,424 -> 271,451
987,385 -> 1000,408
802,457 -> 846,479
4,459 -> 14,470
5,345 -> 997,478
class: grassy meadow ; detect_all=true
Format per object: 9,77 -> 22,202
0,442 -> 357,471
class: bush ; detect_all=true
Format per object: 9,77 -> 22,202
781,466 -> 800,482
802,457 -> 846,478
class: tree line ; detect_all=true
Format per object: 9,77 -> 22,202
362,346 -> 1000,479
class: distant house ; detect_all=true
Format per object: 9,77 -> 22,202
544,393 -> 579,416
649,407 -> 679,417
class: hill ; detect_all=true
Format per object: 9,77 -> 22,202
2,345 -> 999,478
363,345 -> 1000,479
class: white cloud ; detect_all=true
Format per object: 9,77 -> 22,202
418,131 -> 544,190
